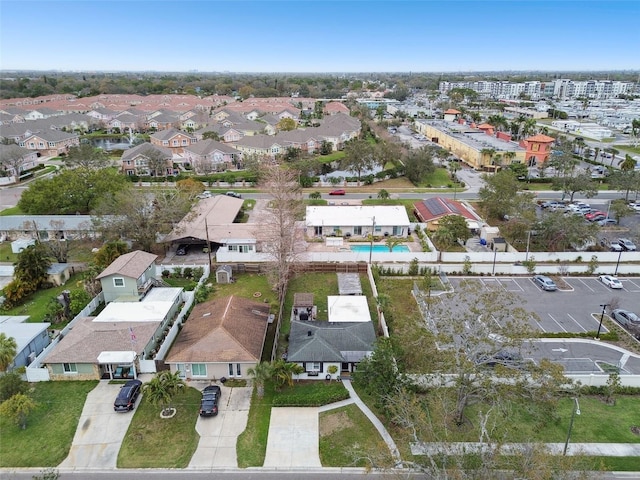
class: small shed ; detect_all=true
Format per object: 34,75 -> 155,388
11,238 -> 36,254
47,263 -> 71,286
491,237 -> 507,252
215,265 -> 233,284
293,293 -> 315,321
337,273 -> 362,295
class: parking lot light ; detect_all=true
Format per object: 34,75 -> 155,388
596,303 -> 609,339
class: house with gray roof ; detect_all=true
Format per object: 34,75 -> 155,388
149,128 -> 195,154
120,142 -> 173,176
287,318 -> 376,380
0,316 -> 51,371
0,215 -> 98,241
183,138 -> 241,173
18,129 -> 79,157
0,144 -> 39,184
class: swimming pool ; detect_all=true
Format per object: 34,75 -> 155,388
350,244 -> 410,253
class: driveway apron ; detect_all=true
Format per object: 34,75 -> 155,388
263,407 -> 322,468
59,381 -> 137,469
188,386 -> 251,468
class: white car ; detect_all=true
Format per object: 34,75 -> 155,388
629,202 -> 640,212
598,275 -> 623,289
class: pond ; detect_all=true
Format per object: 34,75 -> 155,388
86,137 -> 133,151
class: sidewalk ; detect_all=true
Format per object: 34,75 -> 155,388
411,442 -> 640,457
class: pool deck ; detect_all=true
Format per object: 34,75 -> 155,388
305,236 -> 423,253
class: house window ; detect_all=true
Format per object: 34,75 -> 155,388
48,142 -> 56,147
63,363 -> 77,373
113,277 -> 125,287
354,226 -> 362,235
39,142 -> 44,148
236,363 -> 242,376
314,226 -> 322,236
228,363 -> 234,376
191,363 -> 207,377
308,362 -> 321,372
375,225 -> 382,233
181,139 -> 188,145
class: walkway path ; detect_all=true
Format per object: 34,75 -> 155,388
341,379 -> 402,466
411,442 -> 640,457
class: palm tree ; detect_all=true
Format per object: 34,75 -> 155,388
272,359 -> 304,389
377,189 -> 390,200
487,115 -> 508,132
480,148 -> 496,169
606,147 -> 619,166
0,333 -> 17,371
143,370 -> 186,414
384,236 -> 404,252
247,362 -> 273,398
619,154 -> 636,172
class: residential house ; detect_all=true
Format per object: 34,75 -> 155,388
146,113 -> 180,131
0,215 -> 98,241
22,107 -> 61,120
233,135 -> 283,159
44,286 -> 184,380
413,197 -> 483,232
19,130 -> 79,157
165,296 -> 270,380
108,113 -> 140,133
183,139 -> 241,173
305,205 -> 410,238
86,107 -> 118,125
120,142 -> 173,177
324,101 -> 350,116
194,124 -> 243,143
96,250 -> 158,303
0,144 -> 39,183
149,128 -> 195,155
287,318 -> 376,379
0,316 -> 51,371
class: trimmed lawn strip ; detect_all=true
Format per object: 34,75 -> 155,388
118,386 -> 200,468
320,403 -> 394,467
0,380 -> 98,467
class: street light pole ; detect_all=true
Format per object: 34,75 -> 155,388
614,250 -> 622,276
596,303 -> 609,339
563,397 -> 581,455
369,216 -> 375,265
492,248 -> 498,276
525,230 -> 532,262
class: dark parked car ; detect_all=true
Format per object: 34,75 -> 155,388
114,379 -> 142,412
225,191 -> 242,198
176,244 -> 189,255
199,385 -> 221,417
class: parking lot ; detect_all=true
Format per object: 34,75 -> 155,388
448,276 -> 640,335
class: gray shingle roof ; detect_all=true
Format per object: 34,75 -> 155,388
287,320 -> 376,363
121,142 -> 172,161
183,138 -> 240,156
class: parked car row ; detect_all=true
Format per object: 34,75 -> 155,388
114,381 -> 225,417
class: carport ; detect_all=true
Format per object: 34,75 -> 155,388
97,350 -> 137,380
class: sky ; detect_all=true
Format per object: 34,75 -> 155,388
1,0 -> 639,73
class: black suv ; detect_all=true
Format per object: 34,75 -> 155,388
199,385 -> 221,417
114,379 -> 142,412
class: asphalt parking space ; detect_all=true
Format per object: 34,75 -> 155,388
449,277 -> 640,335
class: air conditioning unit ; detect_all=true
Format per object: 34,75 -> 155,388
27,352 -> 36,365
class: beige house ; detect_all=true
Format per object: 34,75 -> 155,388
165,296 -> 270,380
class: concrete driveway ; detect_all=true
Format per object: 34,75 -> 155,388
59,381 -> 138,469
263,407 -> 322,468
188,385 -> 251,468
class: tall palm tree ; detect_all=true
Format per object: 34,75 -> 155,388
480,148 -> 496,169
619,154 -> 636,172
606,147 -> 620,166
0,333 -> 17,371
487,115 -> 508,132
247,362 -> 273,398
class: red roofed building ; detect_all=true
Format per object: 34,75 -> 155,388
413,197 -> 482,232
324,101 -> 350,115
443,109 -> 462,122
521,134 -> 555,166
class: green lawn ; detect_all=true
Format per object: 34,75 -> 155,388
118,386 -> 201,468
0,380 -> 98,467
1,272 -> 89,324
419,168 -> 458,188
0,206 -> 22,216
316,151 -> 346,163
319,403 -> 394,467
237,380 -> 349,467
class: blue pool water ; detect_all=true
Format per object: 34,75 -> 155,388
350,245 -> 410,253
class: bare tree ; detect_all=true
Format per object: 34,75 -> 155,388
0,146 -> 29,183
257,165 -> 304,302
